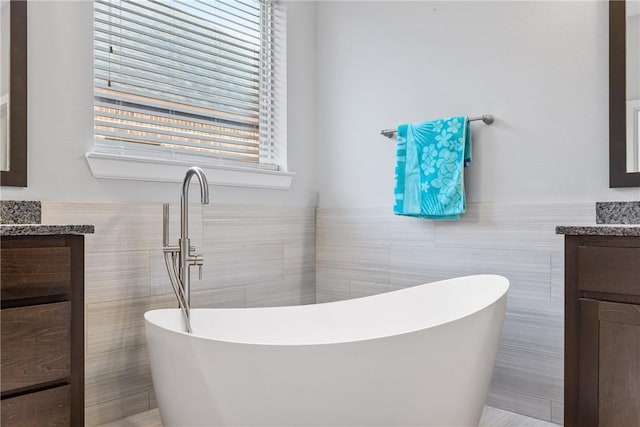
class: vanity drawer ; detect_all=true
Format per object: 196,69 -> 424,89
0,246 -> 71,301
0,302 -> 70,393
577,245 -> 640,296
1,385 -> 70,426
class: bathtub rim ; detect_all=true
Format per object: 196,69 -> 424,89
145,273 -> 509,347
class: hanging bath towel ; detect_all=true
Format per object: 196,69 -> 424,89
393,116 -> 471,220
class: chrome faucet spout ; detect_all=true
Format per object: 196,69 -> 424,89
182,166 -> 210,205
181,167 -> 210,241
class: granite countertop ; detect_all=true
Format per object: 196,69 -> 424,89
0,224 -> 95,236
556,225 -> 640,237
0,201 -> 93,236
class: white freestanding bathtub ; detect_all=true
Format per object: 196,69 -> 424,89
145,274 -> 509,427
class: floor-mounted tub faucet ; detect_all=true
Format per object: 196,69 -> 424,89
162,166 -> 210,332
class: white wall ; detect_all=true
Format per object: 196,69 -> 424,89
0,1 -> 318,206
4,1 -> 640,206
316,1 -> 640,208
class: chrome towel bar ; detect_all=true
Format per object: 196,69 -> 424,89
380,114 -> 494,139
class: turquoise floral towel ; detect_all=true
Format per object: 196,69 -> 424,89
393,116 -> 471,220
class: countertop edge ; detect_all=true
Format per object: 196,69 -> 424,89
556,225 -> 640,237
0,224 -> 95,236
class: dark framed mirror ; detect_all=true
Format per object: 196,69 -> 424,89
610,0 -> 640,187
1,0 -> 27,187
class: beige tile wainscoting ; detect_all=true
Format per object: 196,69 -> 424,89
42,202 -> 316,426
41,201 -> 592,425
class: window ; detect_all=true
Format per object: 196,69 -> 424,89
89,0 -> 292,188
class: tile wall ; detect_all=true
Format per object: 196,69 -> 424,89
316,202 -> 595,424
42,202 -> 316,426
38,200 -> 594,425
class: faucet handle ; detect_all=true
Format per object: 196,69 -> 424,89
195,256 -> 204,280
189,255 -> 204,280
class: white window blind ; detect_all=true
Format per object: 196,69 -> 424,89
93,0 -> 284,170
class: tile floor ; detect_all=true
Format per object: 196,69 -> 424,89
480,406 -> 560,426
99,406 -> 561,427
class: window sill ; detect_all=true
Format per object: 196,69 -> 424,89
86,151 -> 295,190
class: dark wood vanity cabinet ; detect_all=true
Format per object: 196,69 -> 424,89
0,235 -> 85,426
564,235 -> 640,427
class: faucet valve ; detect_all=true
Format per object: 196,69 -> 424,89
188,254 -> 204,280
